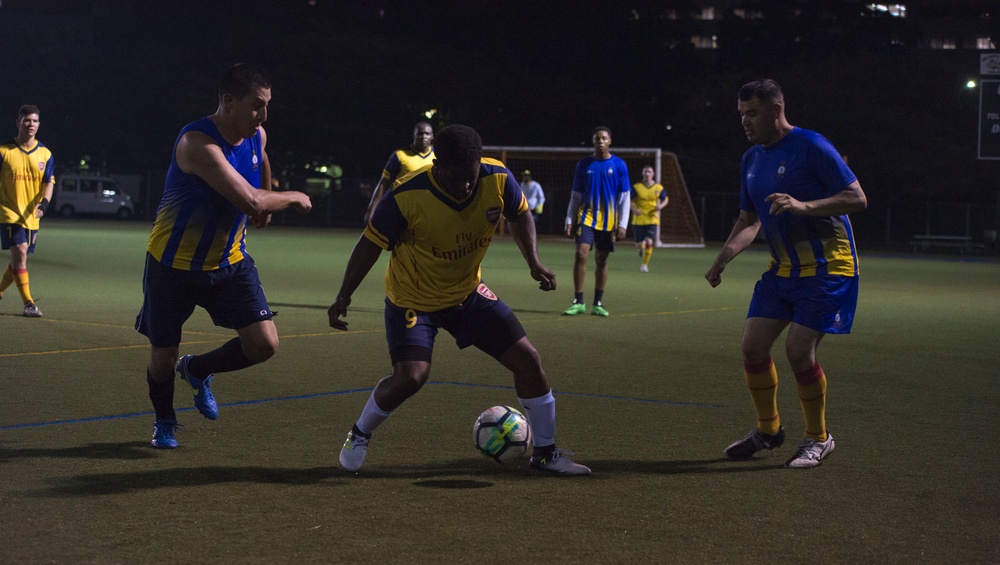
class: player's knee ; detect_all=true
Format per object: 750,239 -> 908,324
245,336 -> 279,363
148,352 -> 177,382
392,367 -> 429,396
740,339 -> 770,364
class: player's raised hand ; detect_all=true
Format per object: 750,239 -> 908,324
328,295 -> 352,330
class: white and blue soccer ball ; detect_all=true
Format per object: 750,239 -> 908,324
473,405 -> 532,465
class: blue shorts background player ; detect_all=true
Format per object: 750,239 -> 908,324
328,124 -> 591,475
705,79 -> 867,469
135,64 -> 312,448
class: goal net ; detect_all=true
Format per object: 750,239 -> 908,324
483,146 -> 703,247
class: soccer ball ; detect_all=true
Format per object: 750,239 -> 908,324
473,405 -> 532,465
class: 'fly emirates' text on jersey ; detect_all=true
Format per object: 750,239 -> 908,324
365,158 -> 528,311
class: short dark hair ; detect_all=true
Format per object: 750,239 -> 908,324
219,64 -> 271,100
17,104 -> 40,119
414,121 -> 433,132
593,126 -> 612,138
433,125 -> 482,168
739,79 -> 784,105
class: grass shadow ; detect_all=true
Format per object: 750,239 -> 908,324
30,465 -> 343,497
0,441 -> 156,462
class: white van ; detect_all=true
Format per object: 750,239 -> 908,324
54,174 -> 135,219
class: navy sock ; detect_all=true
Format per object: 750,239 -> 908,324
594,289 -> 604,305
189,338 -> 254,378
147,369 -> 176,421
574,292 -> 584,304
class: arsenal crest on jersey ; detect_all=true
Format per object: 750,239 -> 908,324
38,161 -> 45,171
477,283 -> 497,301
485,206 -> 501,224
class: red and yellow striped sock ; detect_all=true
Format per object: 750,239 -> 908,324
0,265 -> 13,296
13,268 -> 34,304
744,357 -> 780,435
642,245 -> 653,267
795,362 -> 828,442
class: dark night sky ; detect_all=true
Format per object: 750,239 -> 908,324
1,0 -> 997,240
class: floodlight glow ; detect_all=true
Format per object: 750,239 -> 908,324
967,80 -> 977,89
424,108 -> 438,119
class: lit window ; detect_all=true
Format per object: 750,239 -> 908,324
978,37 -> 995,50
930,38 -> 957,49
691,35 -> 718,49
865,4 -> 907,18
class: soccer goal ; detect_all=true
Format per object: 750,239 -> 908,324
483,146 -> 704,247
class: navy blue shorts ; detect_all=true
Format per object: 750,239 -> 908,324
1,224 -> 37,253
384,283 -> 527,364
135,253 -> 274,348
747,272 -> 859,334
575,225 -> 616,252
633,224 -> 657,243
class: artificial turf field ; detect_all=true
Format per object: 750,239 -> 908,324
1,219 -> 998,564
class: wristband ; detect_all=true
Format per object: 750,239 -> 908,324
38,198 -> 49,212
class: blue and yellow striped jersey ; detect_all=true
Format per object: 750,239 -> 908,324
0,139 -> 55,230
740,127 -> 859,278
631,181 -> 666,226
365,158 -> 528,311
383,146 -> 435,184
147,117 -> 262,271
571,155 -> 630,232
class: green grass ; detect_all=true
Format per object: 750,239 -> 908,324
2,219 -> 998,564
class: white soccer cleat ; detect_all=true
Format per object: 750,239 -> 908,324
22,302 -> 43,317
785,434 -> 835,469
530,448 -> 592,475
339,430 -> 370,472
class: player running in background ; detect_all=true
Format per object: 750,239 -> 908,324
0,105 -> 55,317
329,124 -> 591,475
563,126 -> 630,317
630,164 -> 668,272
135,64 -> 312,449
705,79 -> 867,469
363,121 -> 435,224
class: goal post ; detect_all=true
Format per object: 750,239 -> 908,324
482,146 -> 704,247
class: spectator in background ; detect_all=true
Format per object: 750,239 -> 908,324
520,169 -> 545,224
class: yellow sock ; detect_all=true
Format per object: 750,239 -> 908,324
795,363 -> 828,442
13,268 -> 34,304
0,265 -> 13,296
642,246 -> 653,266
744,357 -> 780,435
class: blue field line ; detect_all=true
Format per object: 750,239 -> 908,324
0,382 -> 721,431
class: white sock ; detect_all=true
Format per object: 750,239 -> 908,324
355,391 -> 392,435
519,390 -> 556,448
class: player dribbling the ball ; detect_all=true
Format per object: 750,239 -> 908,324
328,124 -> 590,476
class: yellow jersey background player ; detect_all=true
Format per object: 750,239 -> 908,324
630,164 -> 668,272
0,104 -> 55,317
363,121 -> 435,223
